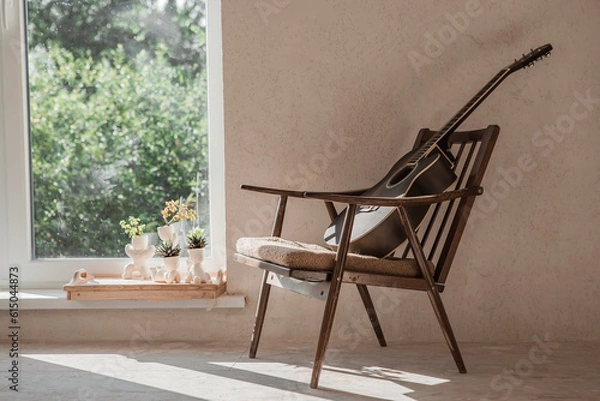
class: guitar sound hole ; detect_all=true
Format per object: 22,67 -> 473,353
388,168 -> 412,186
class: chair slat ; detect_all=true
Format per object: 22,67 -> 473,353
435,127 -> 499,283
428,141 -> 478,261
419,142 -> 467,255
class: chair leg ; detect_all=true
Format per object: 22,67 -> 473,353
249,270 -> 272,358
356,284 -> 386,347
426,287 -> 467,373
396,205 -> 466,373
311,204 -> 357,389
310,280 -> 343,389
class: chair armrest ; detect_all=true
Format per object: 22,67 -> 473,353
241,184 -> 307,198
240,184 -> 368,199
304,186 -> 483,207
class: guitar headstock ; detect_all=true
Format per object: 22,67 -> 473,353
507,43 -> 553,73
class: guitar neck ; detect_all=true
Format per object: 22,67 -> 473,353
409,68 -> 512,164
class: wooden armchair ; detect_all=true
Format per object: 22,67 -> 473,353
234,125 -> 499,388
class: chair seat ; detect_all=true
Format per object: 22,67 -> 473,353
236,237 -> 431,278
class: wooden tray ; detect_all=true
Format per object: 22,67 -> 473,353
63,276 -> 226,301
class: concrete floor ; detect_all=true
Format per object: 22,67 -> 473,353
1,340 -> 598,400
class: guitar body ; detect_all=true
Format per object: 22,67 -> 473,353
324,146 -> 456,257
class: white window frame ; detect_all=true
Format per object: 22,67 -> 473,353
0,0 -> 225,288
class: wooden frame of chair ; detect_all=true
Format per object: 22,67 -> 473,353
234,125 -> 499,388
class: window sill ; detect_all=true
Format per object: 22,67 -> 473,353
0,289 -> 245,310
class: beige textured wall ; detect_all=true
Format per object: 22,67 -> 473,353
224,0 -> 600,344
21,0 -> 600,344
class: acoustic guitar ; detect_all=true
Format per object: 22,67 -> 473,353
324,43 -> 553,257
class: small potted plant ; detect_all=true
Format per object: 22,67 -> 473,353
120,216 -> 147,250
120,216 -> 155,280
158,199 -> 197,243
151,241 -> 182,283
185,228 -> 211,283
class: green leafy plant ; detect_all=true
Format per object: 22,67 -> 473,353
161,199 -> 197,226
119,216 -> 145,238
156,241 -> 181,258
186,227 -> 207,249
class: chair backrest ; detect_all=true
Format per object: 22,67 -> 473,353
396,125 -> 499,287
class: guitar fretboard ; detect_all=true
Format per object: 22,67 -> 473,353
409,68 -> 512,165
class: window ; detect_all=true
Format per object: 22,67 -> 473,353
0,0 -> 224,287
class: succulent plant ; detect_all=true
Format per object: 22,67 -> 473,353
186,227 -> 207,249
156,241 -> 181,258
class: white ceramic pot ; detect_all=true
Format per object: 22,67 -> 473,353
186,248 -> 210,283
163,255 -> 180,271
188,248 -> 205,265
122,235 -> 155,280
131,235 -> 148,251
162,256 -> 181,283
157,225 -> 177,243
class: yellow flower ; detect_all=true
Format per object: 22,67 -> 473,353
161,199 -> 197,225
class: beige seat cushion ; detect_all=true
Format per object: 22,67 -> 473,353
236,237 -> 431,278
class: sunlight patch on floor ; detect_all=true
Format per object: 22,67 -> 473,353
20,353 -> 448,400
23,354 -> 331,400
23,354 -> 449,401
212,361 -> 431,400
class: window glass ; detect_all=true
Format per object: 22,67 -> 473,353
26,0 -> 209,258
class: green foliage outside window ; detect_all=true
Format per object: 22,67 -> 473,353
27,0 -> 208,257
